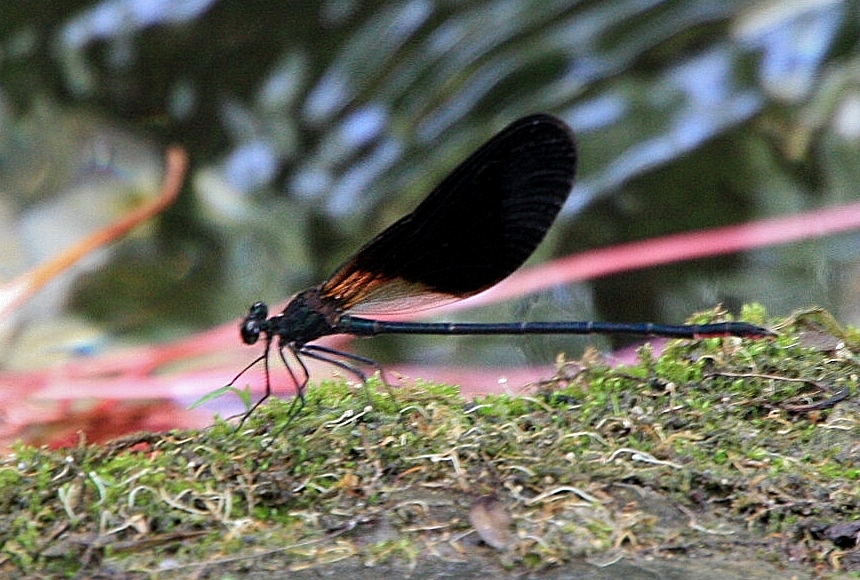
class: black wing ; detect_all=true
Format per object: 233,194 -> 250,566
321,113 -> 577,314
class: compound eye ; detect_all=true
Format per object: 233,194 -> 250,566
249,301 -> 268,319
240,318 -> 261,344
240,302 -> 269,344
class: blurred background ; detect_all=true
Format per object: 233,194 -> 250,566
1,0 -> 859,390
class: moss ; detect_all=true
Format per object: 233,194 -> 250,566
2,306 -> 860,577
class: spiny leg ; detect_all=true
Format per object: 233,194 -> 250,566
299,343 -> 392,406
223,332 -> 276,427
259,342 -> 390,451
276,342 -> 310,423
228,335 -> 276,426
233,340 -> 394,448
230,334 -> 305,429
256,343 -> 311,449
259,343 -> 389,449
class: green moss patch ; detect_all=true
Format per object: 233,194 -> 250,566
2,306 -> 859,578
